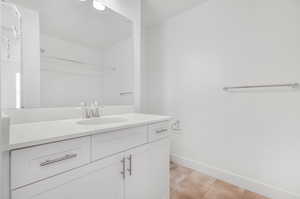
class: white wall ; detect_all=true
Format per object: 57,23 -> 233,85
145,0 -> 300,198
40,35 -> 104,107
101,37 -> 134,105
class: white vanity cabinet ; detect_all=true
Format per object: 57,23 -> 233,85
11,137 -> 91,189
12,154 -> 124,199
10,121 -> 170,199
125,138 -> 170,199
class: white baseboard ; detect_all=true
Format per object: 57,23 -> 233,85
171,154 -> 300,199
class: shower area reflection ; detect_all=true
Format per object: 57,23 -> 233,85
1,0 -> 22,109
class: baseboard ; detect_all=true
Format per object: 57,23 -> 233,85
171,154 -> 300,199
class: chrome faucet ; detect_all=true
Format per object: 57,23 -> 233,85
80,100 -> 103,119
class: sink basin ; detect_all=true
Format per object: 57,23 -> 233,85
77,117 -> 128,125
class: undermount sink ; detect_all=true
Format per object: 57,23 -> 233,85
77,117 -> 128,125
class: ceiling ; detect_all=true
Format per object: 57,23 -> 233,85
11,0 -> 133,49
143,0 -> 208,26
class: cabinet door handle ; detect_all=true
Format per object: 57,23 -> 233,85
156,128 -> 168,134
127,154 -> 132,176
40,153 -> 77,167
121,157 -> 126,179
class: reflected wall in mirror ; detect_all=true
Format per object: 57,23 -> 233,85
2,0 -> 134,108
0,0 -> 22,109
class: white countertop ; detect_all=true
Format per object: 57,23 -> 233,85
8,113 -> 171,150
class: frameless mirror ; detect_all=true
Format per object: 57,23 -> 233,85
2,0 -> 134,109
1,0 -> 22,109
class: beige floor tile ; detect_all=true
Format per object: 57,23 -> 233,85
182,171 -> 216,188
201,180 -> 245,199
177,179 -> 210,198
202,189 -> 241,199
170,165 -> 194,189
171,166 -> 213,198
170,163 -> 271,199
211,180 -> 245,193
243,190 -> 270,199
171,191 -> 193,199
171,165 -> 193,177
171,188 -> 206,199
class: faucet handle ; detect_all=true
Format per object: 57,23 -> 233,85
80,102 -> 89,119
92,100 -> 102,117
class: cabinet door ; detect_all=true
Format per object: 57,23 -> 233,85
125,138 -> 170,199
147,138 -> 170,199
12,154 -> 124,199
124,144 -> 150,199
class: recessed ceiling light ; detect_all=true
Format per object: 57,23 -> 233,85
93,0 -> 106,11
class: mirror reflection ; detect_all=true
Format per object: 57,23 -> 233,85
2,0 -> 134,109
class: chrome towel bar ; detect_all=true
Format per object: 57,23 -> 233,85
120,92 -> 133,96
223,83 -> 299,91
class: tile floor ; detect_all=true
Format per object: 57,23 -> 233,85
170,162 -> 270,199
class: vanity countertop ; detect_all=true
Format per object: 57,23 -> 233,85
8,113 -> 171,150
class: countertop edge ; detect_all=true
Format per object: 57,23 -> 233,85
7,117 -> 172,151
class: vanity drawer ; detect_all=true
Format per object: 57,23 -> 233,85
11,137 -> 90,189
148,121 -> 170,142
91,126 -> 147,161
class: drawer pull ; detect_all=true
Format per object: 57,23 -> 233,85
40,154 -> 77,167
121,157 -> 126,179
156,129 -> 168,134
127,154 -> 132,176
